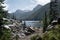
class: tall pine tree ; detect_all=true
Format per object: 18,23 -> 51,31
49,0 -> 58,24
43,11 -> 48,33
0,0 -> 7,26
0,0 -> 11,40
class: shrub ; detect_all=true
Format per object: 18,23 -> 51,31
30,35 -> 42,40
42,25 -> 60,40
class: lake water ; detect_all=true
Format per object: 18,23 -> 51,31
23,21 -> 42,27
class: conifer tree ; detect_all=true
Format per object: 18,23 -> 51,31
0,0 -> 11,40
49,0 -> 58,24
43,11 -> 48,33
0,0 -> 8,26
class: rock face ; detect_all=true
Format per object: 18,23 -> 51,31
4,18 -> 43,40
47,19 -> 60,31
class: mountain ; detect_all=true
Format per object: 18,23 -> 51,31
28,3 -> 50,20
8,0 -> 60,20
29,0 -> 60,20
33,5 -> 42,12
13,10 -> 32,20
10,4 -> 42,20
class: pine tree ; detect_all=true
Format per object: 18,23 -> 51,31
0,0 -> 8,25
49,0 -> 58,24
0,0 -> 11,40
43,11 -> 48,33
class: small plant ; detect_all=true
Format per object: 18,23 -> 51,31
0,29 -> 11,40
30,35 -> 42,40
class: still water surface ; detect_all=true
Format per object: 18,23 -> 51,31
23,21 -> 42,27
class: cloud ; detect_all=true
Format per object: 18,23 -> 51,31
19,0 -> 38,10
20,0 -> 50,10
4,0 -> 50,13
34,0 -> 50,5
21,4 -> 37,10
30,0 -> 36,4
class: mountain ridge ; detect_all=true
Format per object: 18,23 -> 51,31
10,4 -> 42,20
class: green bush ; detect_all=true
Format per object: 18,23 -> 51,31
42,25 -> 60,40
0,28 -> 11,40
30,35 -> 42,40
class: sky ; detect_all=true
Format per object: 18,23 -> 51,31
4,0 -> 50,13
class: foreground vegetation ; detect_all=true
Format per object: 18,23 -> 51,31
0,0 -> 11,40
31,24 -> 60,40
0,0 -> 60,40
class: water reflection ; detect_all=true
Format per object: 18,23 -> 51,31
23,21 -> 42,27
